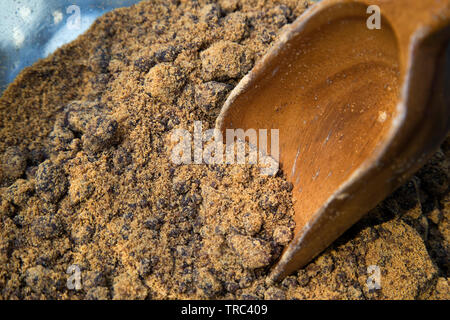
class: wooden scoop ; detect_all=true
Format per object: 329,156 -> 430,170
216,0 -> 450,282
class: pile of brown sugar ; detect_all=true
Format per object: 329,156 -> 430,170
0,0 -> 449,300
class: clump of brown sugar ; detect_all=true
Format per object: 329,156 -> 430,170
0,0 -> 448,300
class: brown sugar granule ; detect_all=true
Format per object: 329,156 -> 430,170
145,63 -> 186,103
227,234 -> 272,269
223,12 -> 249,42
200,40 -> 253,81
195,81 -> 232,115
35,160 -> 69,204
0,0 -> 448,300
0,147 -> 28,185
